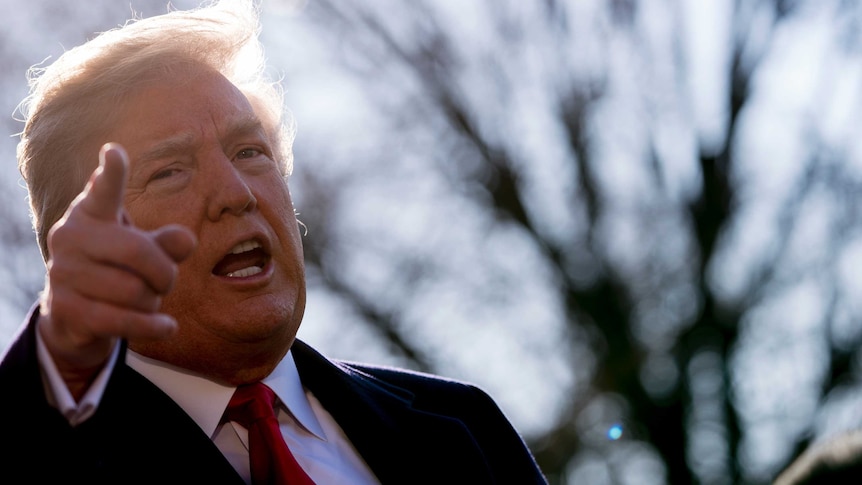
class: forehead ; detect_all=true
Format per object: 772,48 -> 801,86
110,66 -> 259,149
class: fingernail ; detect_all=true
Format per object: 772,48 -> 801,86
152,296 -> 163,313
156,314 -> 178,336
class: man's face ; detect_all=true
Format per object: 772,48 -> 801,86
107,66 -> 305,381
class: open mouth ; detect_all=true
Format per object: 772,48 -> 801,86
212,239 -> 270,278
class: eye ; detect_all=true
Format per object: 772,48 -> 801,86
237,148 -> 262,159
151,168 -> 180,181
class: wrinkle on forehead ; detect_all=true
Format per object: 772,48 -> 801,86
122,67 -> 262,145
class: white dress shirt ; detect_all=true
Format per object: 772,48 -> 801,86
37,334 -> 380,485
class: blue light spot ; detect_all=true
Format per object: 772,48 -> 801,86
607,424 -> 623,441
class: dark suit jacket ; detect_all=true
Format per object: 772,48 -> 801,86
0,308 -> 547,484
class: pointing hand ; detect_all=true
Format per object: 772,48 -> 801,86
38,143 -> 196,398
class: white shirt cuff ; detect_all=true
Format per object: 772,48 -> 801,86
36,333 -> 121,427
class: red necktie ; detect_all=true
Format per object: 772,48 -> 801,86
225,383 -> 316,485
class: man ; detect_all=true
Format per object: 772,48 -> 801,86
0,1 -> 547,483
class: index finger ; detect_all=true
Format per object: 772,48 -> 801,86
78,142 -> 129,222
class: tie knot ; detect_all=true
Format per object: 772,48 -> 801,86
222,382 -> 316,484
225,382 -> 278,428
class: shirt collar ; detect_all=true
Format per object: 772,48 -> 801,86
126,348 -> 327,441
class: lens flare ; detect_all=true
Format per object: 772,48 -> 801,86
607,424 -> 623,441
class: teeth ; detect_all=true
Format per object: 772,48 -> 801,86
227,266 -> 263,278
229,240 -> 261,254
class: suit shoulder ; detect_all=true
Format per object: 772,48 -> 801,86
337,360 -> 500,410
341,360 -> 474,389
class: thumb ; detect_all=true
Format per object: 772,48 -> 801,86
152,224 -> 197,263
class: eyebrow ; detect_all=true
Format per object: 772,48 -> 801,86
137,132 -> 197,164
225,114 -> 267,141
136,114 -> 268,164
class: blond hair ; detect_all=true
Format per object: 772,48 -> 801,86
16,0 -> 294,262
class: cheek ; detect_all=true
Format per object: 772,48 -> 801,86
159,272 -> 199,320
262,189 -> 304,265
126,205 -> 166,230
261,180 -> 298,231
272,207 -> 303,258
126,191 -> 203,231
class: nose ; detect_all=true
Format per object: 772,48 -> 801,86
206,155 -> 257,220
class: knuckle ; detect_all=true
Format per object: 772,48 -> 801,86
46,217 -> 88,255
129,239 -> 175,293
123,280 -> 161,312
127,235 -> 152,261
46,222 -> 70,247
46,259 -> 74,284
48,290 -> 76,317
86,303 -> 130,339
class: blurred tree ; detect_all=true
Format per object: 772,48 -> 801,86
4,0 -> 862,483
266,0 -> 862,484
